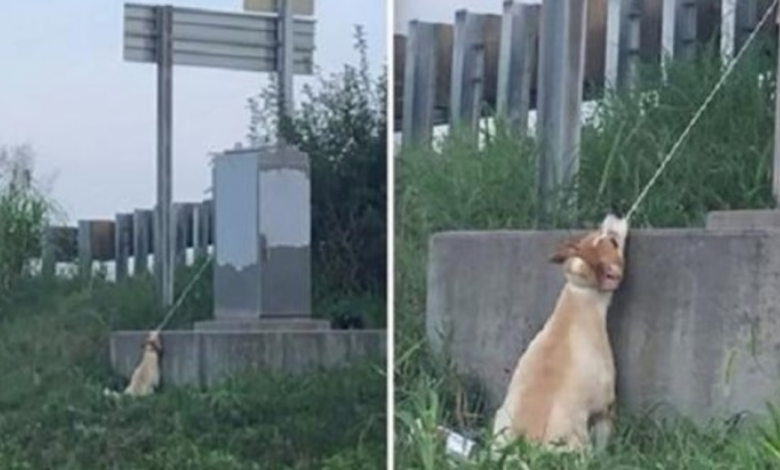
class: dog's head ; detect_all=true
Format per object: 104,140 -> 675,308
142,330 -> 163,355
549,214 -> 629,292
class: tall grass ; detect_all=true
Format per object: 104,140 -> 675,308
0,145 -> 52,293
0,272 -> 386,468
396,43 -> 780,468
0,149 -> 385,466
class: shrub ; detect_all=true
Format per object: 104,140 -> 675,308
0,145 -> 51,292
248,26 -> 387,328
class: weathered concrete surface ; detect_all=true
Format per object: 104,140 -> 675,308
110,330 -> 385,387
194,318 -> 331,332
212,147 -> 312,321
427,229 -> 780,422
706,209 -> 780,230
110,331 -> 200,385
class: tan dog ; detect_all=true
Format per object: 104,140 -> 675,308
492,214 -> 629,453
104,330 -> 163,398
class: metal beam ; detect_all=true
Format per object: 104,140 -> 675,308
402,21 -> 439,147
244,0 -> 314,16
720,0 -> 737,58
497,1 -> 539,135
156,5 -> 174,307
662,0 -> 697,64
278,0 -> 295,140
123,3 -> 315,74
773,3 -> 780,204
536,0 -> 588,225
605,0 -> 642,89
450,10 -> 486,134
115,213 -> 133,282
133,209 -> 153,275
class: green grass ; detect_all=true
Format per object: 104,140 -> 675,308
0,272 -> 386,469
400,406 -> 778,469
0,32 -> 387,467
395,42 -> 780,468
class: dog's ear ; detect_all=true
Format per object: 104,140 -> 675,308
550,240 -> 578,264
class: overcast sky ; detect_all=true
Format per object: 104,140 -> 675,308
0,0 -> 385,221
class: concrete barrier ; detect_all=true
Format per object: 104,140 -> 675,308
110,330 -> 386,387
194,318 -> 331,331
426,228 -> 780,423
707,209 -> 780,230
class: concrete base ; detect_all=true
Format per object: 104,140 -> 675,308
706,209 -> 780,230
194,318 -> 331,331
110,329 -> 386,387
427,228 -> 780,423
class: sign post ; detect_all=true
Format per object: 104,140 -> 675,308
245,0 -> 314,141
123,3 -> 315,307
774,4 -> 780,204
156,5 -> 174,306
280,0 -> 295,124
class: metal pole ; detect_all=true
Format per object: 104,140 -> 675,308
278,0 -> 295,143
156,5 -> 174,307
605,0 -> 641,89
678,0 -> 697,61
450,10 -> 485,134
496,1 -> 539,135
773,3 -> 780,203
115,213 -> 132,283
133,209 -> 151,276
736,0 -> 759,52
721,0 -> 737,59
401,21 -> 438,148
661,0 -> 676,61
536,0 -> 588,226
605,0 -> 623,87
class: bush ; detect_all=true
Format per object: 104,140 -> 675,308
0,279 -> 386,469
248,26 -> 387,328
0,145 -> 51,292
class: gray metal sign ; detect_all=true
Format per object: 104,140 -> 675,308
244,0 -> 314,16
122,2 -> 316,307
124,3 -> 315,74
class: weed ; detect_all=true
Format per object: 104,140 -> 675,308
396,43 -> 779,468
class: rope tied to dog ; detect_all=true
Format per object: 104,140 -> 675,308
624,0 -> 779,221
154,255 -> 213,332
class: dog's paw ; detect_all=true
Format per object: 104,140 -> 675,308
102,388 -> 122,399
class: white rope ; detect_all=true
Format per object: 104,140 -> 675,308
154,255 -> 213,332
625,0 -> 779,220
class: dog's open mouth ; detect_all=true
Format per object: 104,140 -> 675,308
601,272 -> 622,289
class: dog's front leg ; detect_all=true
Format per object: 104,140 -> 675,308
589,403 -> 614,452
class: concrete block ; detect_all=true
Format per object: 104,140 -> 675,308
110,330 -> 201,386
706,209 -> 780,230
194,318 -> 331,331
200,331 -> 285,384
212,146 -> 311,320
427,228 -> 780,422
110,330 -> 386,387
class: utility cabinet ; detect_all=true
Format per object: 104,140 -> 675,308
212,146 -> 311,320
